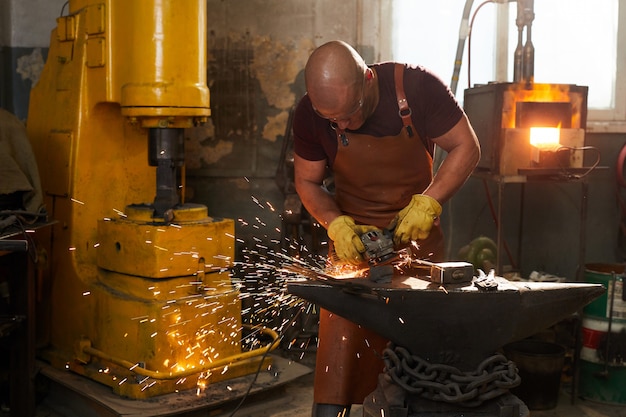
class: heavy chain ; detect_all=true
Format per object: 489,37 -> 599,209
383,344 -> 521,407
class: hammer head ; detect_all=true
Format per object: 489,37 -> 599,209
430,261 -> 475,284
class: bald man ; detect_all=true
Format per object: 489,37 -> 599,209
292,41 -> 480,416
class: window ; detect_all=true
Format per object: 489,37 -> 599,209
392,0 -> 626,131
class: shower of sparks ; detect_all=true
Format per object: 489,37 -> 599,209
68,187 -> 373,396
250,195 -> 264,209
112,208 -> 126,218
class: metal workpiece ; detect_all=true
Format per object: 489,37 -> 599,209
287,274 -> 605,371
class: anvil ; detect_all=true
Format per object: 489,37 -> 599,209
287,274 -> 604,370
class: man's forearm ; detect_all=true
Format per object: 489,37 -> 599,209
295,181 -> 342,229
424,142 -> 480,204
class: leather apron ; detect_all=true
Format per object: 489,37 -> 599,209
314,65 -> 444,405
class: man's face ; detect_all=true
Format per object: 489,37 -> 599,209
311,72 -> 367,130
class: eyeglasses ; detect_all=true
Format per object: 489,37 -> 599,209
312,75 -> 366,122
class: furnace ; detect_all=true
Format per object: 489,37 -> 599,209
464,82 -> 588,176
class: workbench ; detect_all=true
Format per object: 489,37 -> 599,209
0,221 -> 52,416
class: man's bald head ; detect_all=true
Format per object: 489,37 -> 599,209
305,41 -> 367,113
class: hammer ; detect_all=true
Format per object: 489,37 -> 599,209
413,259 -> 475,284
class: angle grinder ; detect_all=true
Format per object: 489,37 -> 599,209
360,229 -> 396,283
360,228 -> 475,284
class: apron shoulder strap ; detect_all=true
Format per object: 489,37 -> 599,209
394,63 -> 415,137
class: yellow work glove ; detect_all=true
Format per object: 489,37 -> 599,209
327,215 -> 379,265
393,194 -> 442,245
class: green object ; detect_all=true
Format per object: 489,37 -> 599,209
583,264 -> 625,319
461,236 -> 497,270
579,359 -> 626,405
579,264 -> 626,405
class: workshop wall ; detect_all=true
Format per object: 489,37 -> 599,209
1,0 -> 624,278
185,0 -> 392,258
0,0 -> 391,262
0,0 -> 61,120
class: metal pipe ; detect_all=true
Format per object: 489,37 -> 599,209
516,0 -> 535,83
450,0 -> 475,96
513,25 -> 524,82
81,325 -> 280,380
522,23 -> 534,83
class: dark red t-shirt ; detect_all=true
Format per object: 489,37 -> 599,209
293,62 -> 464,166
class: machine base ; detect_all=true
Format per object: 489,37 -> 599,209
37,355 -> 311,417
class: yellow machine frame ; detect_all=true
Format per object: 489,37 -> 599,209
27,0 -> 275,399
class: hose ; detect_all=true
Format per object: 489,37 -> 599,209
81,325 -> 280,380
467,1 -> 496,89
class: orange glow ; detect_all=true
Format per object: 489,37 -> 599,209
325,264 -> 368,278
530,127 -> 560,150
502,83 -> 585,130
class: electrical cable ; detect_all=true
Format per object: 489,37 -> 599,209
481,179 -> 517,269
225,303 -> 305,417
479,145 -> 601,269
60,1 -> 69,17
554,145 -> 601,180
445,0 -> 510,258
467,0 -> 495,89
444,0 -> 476,258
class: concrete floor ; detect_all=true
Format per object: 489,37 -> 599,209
16,351 -> 626,417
